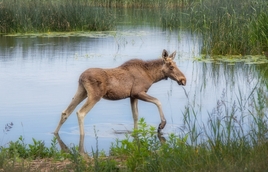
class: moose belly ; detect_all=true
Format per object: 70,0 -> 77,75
103,90 -> 130,100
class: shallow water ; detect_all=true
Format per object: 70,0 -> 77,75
0,26 -> 266,153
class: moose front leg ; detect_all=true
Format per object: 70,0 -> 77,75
135,92 -> 166,133
130,97 -> 139,130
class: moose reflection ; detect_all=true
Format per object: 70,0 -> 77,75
54,49 -> 186,152
54,131 -> 166,155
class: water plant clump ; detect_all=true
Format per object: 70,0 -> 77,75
0,0 -> 115,33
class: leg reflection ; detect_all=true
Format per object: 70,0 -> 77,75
54,133 -> 86,154
78,134 -> 85,154
157,133 -> 166,144
54,133 -> 70,153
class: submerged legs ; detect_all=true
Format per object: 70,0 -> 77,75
54,84 -> 87,134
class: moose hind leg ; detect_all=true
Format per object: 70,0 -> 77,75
77,95 -> 101,136
54,84 -> 87,134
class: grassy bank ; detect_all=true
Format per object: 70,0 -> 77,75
0,0 -> 115,33
1,118 -> 268,171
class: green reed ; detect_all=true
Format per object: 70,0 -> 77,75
161,0 -> 268,55
1,0 -> 267,56
0,0 -> 115,33
88,0 -> 191,8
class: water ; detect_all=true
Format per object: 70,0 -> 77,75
0,26 -> 266,153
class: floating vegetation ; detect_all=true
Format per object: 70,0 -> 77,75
4,30 -> 154,39
5,32 -> 113,38
194,55 -> 268,64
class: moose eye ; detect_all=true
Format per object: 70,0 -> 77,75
169,66 -> 174,70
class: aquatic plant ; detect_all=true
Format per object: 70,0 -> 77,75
88,0 -> 191,8
0,0 -> 115,33
161,0 -> 268,56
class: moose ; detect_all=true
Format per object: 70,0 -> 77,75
54,49 -> 186,137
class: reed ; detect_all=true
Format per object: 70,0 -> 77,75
1,0 -> 267,56
88,0 -> 190,8
0,0 -> 115,33
161,0 -> 268,55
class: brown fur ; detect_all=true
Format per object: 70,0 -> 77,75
54,49 -> 186,152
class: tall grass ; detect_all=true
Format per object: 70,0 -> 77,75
162,0 -> 268,55
1,0 -> 267,56
88,0 -> 192,8
0,0 -> 115,33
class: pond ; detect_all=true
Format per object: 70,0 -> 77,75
0,27 -> 267,153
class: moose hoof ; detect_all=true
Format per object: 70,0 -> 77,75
157,124 -> 162,133
157,121 -> 166,134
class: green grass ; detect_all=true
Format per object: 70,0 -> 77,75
0,0 -> 115,33
87,0 -> 191,8
161,0 -> 268,55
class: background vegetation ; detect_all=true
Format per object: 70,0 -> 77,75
161,0 -> 268,55
0,0 -> 115,33
0,0 -> 267,55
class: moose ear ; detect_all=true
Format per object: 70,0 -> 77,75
162,49 -> 169,59
169,51 -> 176,60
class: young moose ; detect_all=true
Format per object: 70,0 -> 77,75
54,49 -> 186,136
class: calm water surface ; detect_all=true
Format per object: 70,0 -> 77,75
0,26 -> 264,153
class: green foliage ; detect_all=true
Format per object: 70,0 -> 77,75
161,0 -> 268,55
1,0 -> 268,56
3,136 -> 62,160
0,0 -> 115,33
110,118 -> 193,171
68,146 -> 89,172
88,0 -> 189,8
110,118 -> 160,171
250,12 -> 268,53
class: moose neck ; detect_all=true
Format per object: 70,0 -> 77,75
145,59 -> 166,83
